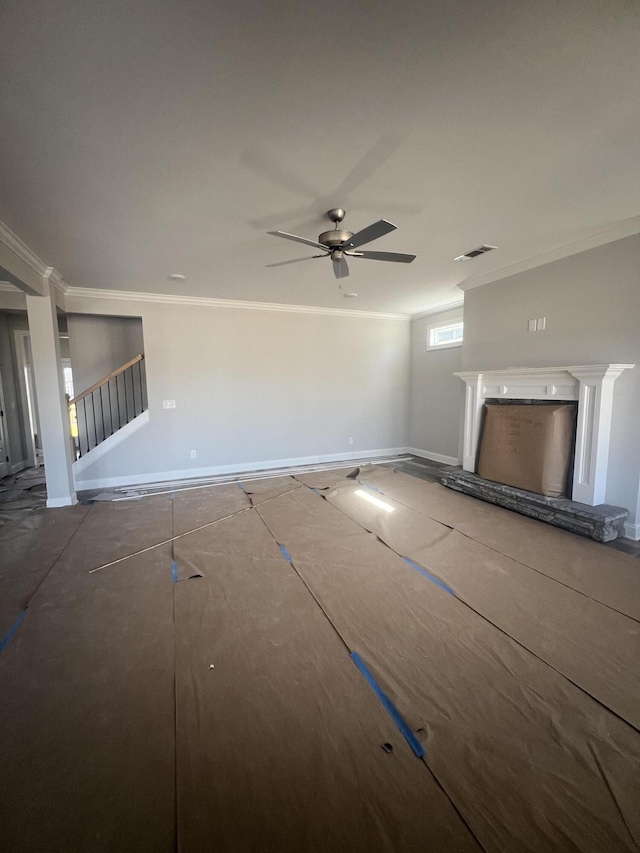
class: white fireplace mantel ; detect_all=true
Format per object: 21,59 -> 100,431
454,364 -> 635,506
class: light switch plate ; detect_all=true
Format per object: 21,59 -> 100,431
528,319 -> 537,332
537,317 -> 546,330
163,400 -> 176,409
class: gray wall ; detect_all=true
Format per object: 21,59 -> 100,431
68,314 -> 144,394
462,232 -> 640,524
409,306 -> 463,461
67,297 -> 410,485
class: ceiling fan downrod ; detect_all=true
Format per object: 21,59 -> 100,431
319,210 -> 353,248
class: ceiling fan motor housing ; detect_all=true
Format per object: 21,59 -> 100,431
319,229 -> 353,248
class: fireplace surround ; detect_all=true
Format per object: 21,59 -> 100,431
454,365 -> 634,506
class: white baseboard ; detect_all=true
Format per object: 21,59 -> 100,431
623,521 -> 640,541
72,410 -> 150,476
74,446 -> 409,491
47,492 -> 78,508
10,460 -> 28,474
407,447 -> 459,466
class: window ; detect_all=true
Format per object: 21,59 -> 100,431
427,319 -> 463,351
61,360 -> 75,398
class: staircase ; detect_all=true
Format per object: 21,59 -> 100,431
68,354 -> 147,459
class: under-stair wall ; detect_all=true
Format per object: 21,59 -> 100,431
68,314 -> 143,392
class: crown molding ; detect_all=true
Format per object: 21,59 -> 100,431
457,214 -> 640,293
0,220 -> 49,278
410,299 -> 464,321
63,286 -> 411,321
0,220 -> 70,295
44,267 -> 69,294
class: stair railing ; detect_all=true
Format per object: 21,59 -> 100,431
68,354 -> 147,459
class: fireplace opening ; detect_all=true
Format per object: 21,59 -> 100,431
477,400 -> 578,498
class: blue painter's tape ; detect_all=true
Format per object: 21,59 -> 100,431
0,610 -> 27,654
171,561 -> 178,584
350,651 -> 425,758
279,544 -> 292,563
171,491 -> 176,500
310,488 -> 320,495
402,557 -> 453,595
237,482 -> 245,490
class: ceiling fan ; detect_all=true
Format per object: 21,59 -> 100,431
267,208 -> 416,279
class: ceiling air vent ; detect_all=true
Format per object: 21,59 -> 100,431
453,245 -> 497,262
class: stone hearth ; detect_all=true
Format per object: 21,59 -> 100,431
440,467 -> 628,542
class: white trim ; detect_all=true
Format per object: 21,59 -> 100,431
72,410 -> 150,476
10,460 -> 28,475
411,299 -> 464,321
408,447 -> 459,466
46,492 -> 78,508
454,364 -> 635,506
74,446 -> 409,491
623,522 -> 640,541
5,215 -> 640,315
457,215 -> 640,292
0,221 -> 69,296
44,267 -> 68,296
427,340 -> 463,351
0,220 -> 49,278
64,286 -> 410,321
110,455 -> 413,499
0,282 -> 20,292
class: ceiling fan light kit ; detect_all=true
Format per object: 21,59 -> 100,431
268,208 -> 417,279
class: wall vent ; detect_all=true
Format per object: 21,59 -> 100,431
453,245 -> 497,262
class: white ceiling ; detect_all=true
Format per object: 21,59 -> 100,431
1,0 -> 639,315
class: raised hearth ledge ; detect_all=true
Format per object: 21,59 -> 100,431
454,364 -> 635,506
440,468 -> 628,542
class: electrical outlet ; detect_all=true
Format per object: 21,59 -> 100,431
163,400 -> 176,409
190,450 -> 197,459
537,316 -> 546,330
348,437 -> 354,445
528,319 -> 537,332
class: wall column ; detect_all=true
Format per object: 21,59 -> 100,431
26,280 -> 76,506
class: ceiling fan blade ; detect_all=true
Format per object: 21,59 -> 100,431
333,256 -> 349,279
356,199 -> 424,216
344,219 -> 397,249
333,133 -> 406,198
249,205 -> 314,230
265,254 -> 327,268
268,230 -> 328,251
354,250 -> 416,264
241,149 -> 320,200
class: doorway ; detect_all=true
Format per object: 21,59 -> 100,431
13,330 -> 40,468
0,372 -> 10,478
